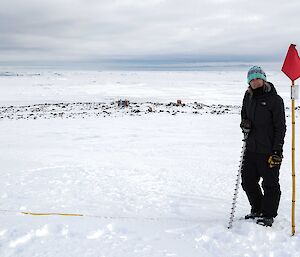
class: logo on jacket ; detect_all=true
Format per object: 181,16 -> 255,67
260,101 -> 267,106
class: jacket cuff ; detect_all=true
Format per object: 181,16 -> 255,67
273,149 -> 283,157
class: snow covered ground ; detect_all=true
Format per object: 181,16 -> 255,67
0,69 -> 300,257
0,67 -> 291,106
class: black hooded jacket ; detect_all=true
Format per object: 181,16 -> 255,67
241,82 -> 286,154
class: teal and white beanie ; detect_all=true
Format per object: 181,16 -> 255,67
247,66 -> 267,84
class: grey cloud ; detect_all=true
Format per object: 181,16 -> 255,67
0,0 -> 300,66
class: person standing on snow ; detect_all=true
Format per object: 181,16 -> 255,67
240,66 -> 286,227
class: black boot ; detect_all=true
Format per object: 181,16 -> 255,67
245,211 -> 263,219
256,217 -> 274,227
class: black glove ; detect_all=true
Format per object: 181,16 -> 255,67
268,150 -> 283,168
240,119 -> 251,134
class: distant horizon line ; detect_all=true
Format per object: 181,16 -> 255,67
0,59 -> 283,71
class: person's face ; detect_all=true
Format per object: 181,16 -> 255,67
250,78 -> 264,89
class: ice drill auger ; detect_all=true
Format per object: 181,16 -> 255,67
227,133 -> 248,229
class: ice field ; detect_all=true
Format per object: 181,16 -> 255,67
0,67 -> 299,257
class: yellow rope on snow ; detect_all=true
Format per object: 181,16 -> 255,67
21,212 -> 83,217
0,209 -> 197,223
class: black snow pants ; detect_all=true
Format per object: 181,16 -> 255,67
241,150 -> 281,218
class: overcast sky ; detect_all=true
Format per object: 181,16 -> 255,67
1,0 -> 300,67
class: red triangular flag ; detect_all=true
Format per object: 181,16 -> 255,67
282,44 -> 300,81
